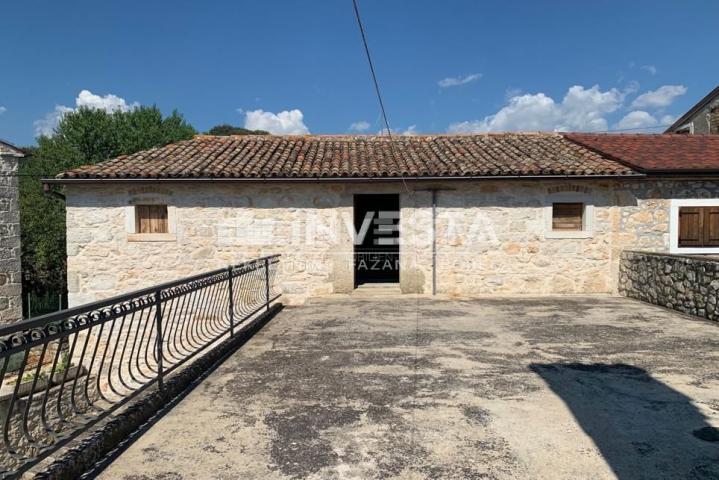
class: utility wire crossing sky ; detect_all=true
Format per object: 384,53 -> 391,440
1,0 -> 717,145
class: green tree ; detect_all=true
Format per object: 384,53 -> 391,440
18,147 -> 67,300
20,106 -> 196,307
206,124 -> 269,136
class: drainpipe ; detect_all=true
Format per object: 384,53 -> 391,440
431,189 -> 437,296
415,187 -> 454,296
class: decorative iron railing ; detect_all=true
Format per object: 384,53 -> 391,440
0,255 -> 280,478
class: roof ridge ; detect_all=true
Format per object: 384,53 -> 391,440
51,133 -> 647,181
194,132 -> 564,141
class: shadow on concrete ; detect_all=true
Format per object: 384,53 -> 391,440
530,363 -> 719,480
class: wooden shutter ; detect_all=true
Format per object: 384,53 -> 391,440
552,203 -> 584,231
703,207 -> 719,246
678,207 -> 703,247
135,205 -> 168,234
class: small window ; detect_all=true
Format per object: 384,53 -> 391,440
678,206 -> 719,247
135,205 -> 168,234
552,203 -> 584,231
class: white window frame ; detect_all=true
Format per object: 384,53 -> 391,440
544,192 -> 594,239
669,198 -> 719,254
125,199 -> 177,242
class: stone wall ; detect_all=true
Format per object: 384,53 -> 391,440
64,179 -> 719,305
619,250 -> 719,321
673,95 -> 719,134
0,148 -> 22,323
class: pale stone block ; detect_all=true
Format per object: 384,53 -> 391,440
89,274 -> 117,291
61,180 -> 719,306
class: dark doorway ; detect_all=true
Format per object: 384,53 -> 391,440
354,194 -> 400,286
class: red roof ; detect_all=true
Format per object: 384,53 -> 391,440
564,133 -> 719,173
55,133 -> 638,180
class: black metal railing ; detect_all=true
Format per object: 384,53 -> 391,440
0,255 -> 280,478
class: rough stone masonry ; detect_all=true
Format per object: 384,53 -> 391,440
619,250 -> 719,322
64,179 -> 719,306
0,142 -> 23,323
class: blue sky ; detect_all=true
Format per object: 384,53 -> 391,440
1,0 -> 718,145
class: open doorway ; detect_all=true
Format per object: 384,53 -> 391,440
353,194 -> 400,286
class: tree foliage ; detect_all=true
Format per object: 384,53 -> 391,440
20,106 -> 196,298
206,124 -> 269,136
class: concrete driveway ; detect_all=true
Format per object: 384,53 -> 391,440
98,296 -> 719,480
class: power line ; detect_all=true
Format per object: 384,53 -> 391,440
594,123 -> 673,133
350,0 -> 422,459
0,174 -> 58,177
351,0 -> 411,195
351,0 -> 393,139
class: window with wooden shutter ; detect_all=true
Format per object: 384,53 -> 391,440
678,206 -> 719,248
703,208 -> 719,246
135,205 -> 168,234
552,203 -> 584,231
678,207 -> 702,246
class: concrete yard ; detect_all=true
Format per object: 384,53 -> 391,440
98,296 -> 719,480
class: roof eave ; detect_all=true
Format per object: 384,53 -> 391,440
643,169 -> 719,176
665,85 -> 719,133
43,173 -> 645,186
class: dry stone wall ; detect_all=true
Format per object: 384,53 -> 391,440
619,250 -> 719,321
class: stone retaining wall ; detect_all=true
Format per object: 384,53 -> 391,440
618,250 -> 719,321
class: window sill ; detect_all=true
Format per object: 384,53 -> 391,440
545,230 -> 593,239
128,233 -> 177,243
670,246 -> 719,255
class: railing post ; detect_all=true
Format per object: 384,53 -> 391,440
265,257 -> 270,311
227,265 -> 235,337
155,288 -> 164,392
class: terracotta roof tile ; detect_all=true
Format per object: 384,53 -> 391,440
564,133 -> 719,173
57,133 -> 639,180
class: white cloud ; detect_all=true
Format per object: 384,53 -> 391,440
34,89 -> 139,137
438,73 -> 482,88
631,85 -> 686,109
34,106 -> 74,137
615,110 -> 659,131
623,80 -> 640,95
504,88 -> 523,100
75,89 -> 137,112
613,111 -> 676,132
244,109 -> 309,135
0,106 -> 6,115
402,125 -> 418,136
378,124 -> 419,136
641,65 -> 658,75
448,85 -> 624,133
349,120 -> 371,132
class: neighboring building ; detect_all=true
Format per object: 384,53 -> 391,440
0,140 -> 23,322
45,133 -> 719,306
666,85 -> 719,134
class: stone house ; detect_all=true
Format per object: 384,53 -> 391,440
45,133 -> 719,306
666,85 -> 719,134
0,140 -> 23,322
